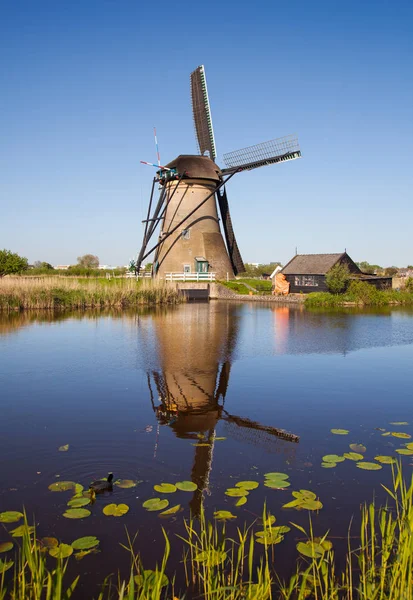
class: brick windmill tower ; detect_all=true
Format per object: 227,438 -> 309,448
135,65 -> 301,279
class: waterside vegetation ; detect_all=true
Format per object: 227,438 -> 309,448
305,280 -> 413,308
1,468 -> 413,599
0,277 -> 183,311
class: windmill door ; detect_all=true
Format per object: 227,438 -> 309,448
195,257 -> 209,273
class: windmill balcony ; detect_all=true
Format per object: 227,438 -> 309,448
164,272 -> 216,282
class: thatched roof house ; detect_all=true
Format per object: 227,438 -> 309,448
281,252 -> 392,293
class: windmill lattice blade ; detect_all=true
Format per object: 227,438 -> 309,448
217,187 -> 245,275
190,65 -> 217,161
222,135 -> 301,172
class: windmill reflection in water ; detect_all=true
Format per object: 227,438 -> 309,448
145,305 -> 299,515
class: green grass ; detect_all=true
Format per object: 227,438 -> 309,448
2,468 -> 413,599
306,280 -> 413,308
219,279 -> 272,295
0,277 -> 183,310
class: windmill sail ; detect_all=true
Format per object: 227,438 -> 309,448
216,187 -> 245,275
190,65 -> 217,161
222,135 -> 301,174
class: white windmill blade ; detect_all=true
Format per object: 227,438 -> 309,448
190,65 -> 217,161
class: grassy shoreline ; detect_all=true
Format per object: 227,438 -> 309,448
0,277 -> 183,310
305,281 -> 413,308
1,468 -> 412,599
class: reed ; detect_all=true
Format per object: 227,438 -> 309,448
1,468 -> 413,599
0,277 -> 183,310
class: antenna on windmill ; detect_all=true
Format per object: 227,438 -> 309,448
154,127 -> 161,167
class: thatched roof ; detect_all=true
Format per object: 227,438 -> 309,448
282,253 -> 345,275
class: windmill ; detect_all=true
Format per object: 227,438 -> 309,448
135,65 -> 301,279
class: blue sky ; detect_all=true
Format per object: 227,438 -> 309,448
1,0 -> 412,267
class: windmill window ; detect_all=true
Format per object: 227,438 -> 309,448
182,229 -> 190,240
195,257 -> 209,273
183,264 -> 191,273
295,276 -> 318,287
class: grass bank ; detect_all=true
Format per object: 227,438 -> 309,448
220,278 -> 272,295
306,280 -> 413,308
1,468 -> 413,599
0,277 -> 183,310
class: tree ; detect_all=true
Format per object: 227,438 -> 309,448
384,266 -> 398,277
34,261 -> 54,269
0,249 -> 29,277
325,263 -> 351,294
356,261 -> 382,275
77,254 -> 99,268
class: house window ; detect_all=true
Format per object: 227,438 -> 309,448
183,264 -> 191,273
295,275 -> 318,287
182,229 -> 190,240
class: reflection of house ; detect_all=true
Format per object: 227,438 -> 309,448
282,252 -> 392,294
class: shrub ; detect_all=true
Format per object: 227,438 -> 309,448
325,263 -> 350,294
405,277 -> 413,293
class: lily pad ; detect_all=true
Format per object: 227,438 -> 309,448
322,454 -> 345,463
195,549 -> 226,566
153,483 -> 177,494
235,496 -> 247,507
390,422 -> 408,425
350,444 -> 366,453
0,559 -> 13,574
71,536 -> 100,550
321,462 -> 336,468
74,484 -> 84,496
142,498 -> 169,512
255,530 -> 284,545
0,542 -> 13,553
391,432 -> 411,439
297,539 -> 332,558
58,444 -> 69,452
67,497 -> 90,508
331,429 -> 349,435
225,487 -> 249,497
264,480 -> 291,489
49,544 -> 73,559
214,510 -> 236,521
283,490 -> 322,511
74,548 -> 99,561
264,472 -> 289,480
191,443 -> 211,447
356,462 -> 382,470
405,442 -> 413,450
235,481 -> 259,490
41,537 -> 59,550
102,504 -> 129,517
115,479 -> 137,489
63,508 -> 91,519
10,525 -> 34,537
175,481 -> 197,492
134,570 -> 169,589
48,481 -> 76,492
375,455 -> 397,464
343,452 -> 364,461
0,511 -> 23,523
396,449 -> 413,455
159,504 -> 181,516
382,432 -> 391,437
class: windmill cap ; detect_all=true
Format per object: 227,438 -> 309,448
165,155 -> 221,181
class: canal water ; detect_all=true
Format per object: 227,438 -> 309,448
1,302 -> 413,596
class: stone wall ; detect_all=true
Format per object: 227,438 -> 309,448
175,282 -> 305,302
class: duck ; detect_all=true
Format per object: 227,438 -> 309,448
89,473 -> 114,493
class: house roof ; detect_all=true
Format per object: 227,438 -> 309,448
282,253 -> 345,275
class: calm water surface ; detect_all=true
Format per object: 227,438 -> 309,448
1,302 -> 413,596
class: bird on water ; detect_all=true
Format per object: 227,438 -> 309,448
89,473 -> 114,493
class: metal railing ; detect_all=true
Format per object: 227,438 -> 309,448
164,272 -> 216,282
